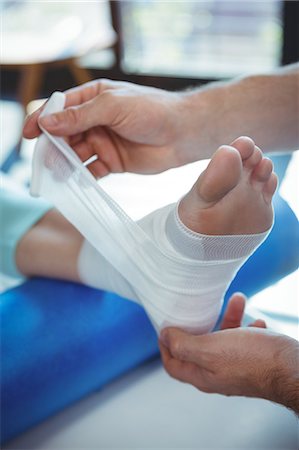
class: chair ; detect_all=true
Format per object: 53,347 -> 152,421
1,1 -> 116,109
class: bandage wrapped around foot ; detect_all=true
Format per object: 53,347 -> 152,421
31,92 -> 269,334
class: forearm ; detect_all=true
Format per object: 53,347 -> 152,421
180,63 -> 299,162
267,336 -> 299,415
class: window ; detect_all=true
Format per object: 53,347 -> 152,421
1,0 -> 114,63
120,0 -> 283,78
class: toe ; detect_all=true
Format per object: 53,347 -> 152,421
263,173 -> 278,204
251,157 -> 273,183
196,145 -> 242,204
231,136 -> 255,160
244,145 -> 263,170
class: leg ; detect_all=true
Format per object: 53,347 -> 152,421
1,176 -> 136,300
16,208 -> 137,302
16,209 -> 83,282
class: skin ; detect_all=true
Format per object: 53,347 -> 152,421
24,81 -> 185,177
23,64 -> 299,178
159,293 -> 299,414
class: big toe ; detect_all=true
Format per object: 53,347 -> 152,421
196,145 -> 242,205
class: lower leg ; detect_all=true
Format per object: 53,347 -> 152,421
1,178 -> 133,297
13,203 -> 135,300
16,209 -> 82,282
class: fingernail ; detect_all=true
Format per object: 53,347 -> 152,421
159,329 -> 169,348
40,114 -> 58,128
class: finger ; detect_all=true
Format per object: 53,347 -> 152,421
63,78 -> 124,107
159,342 -> 191,382
39,90 -> 120,136
23,100 -> 48,138
220,292 -> 247,330
249,319 -> 267,328
22,79 -> 118,139
159,341 -> 192,380
73,141 -> 96,163
159,340 -> 174,367
87,158 -> 110,179
73,128 -> 124,174
69,132 -> 85,147
62,79 -> 106,110
159,327 -> 209,366
72,139 -> 109,177
159,342 -> 212,392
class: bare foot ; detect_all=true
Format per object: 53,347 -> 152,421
178,136 -> 277,235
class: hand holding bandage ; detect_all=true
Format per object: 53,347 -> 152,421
24,80 -> 186,178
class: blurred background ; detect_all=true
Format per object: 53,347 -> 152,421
1,1 -> 299,448
2,0 -> 297,99
1,0 -> 298,161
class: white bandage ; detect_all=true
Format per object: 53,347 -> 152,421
31,92 -> 269,334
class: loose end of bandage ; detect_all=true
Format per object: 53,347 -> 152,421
30,92 -> 67,197
39,91 -> 66,120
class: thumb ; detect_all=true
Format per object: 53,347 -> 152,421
159,327 -> 209,366
39,93 -> 116,136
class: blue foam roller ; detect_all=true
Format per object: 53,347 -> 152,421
1,282 -> 158,443
1,193 -> 298,443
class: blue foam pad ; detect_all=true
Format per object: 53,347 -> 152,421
1,283 -> 158,443
1,193 -> 299,443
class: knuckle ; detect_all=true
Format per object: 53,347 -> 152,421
169,337 -> 184,359
65,107 -> 80,125
94,79 -> 106,94
100,90 -> 114,103
98,78 -> 112,86
98,78 -> 109,85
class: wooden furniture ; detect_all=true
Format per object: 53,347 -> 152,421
1,2 -> 117,109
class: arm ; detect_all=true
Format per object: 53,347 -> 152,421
23,64 -> 299,177
181,63 -> 299,161
159,293 -> 299,414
